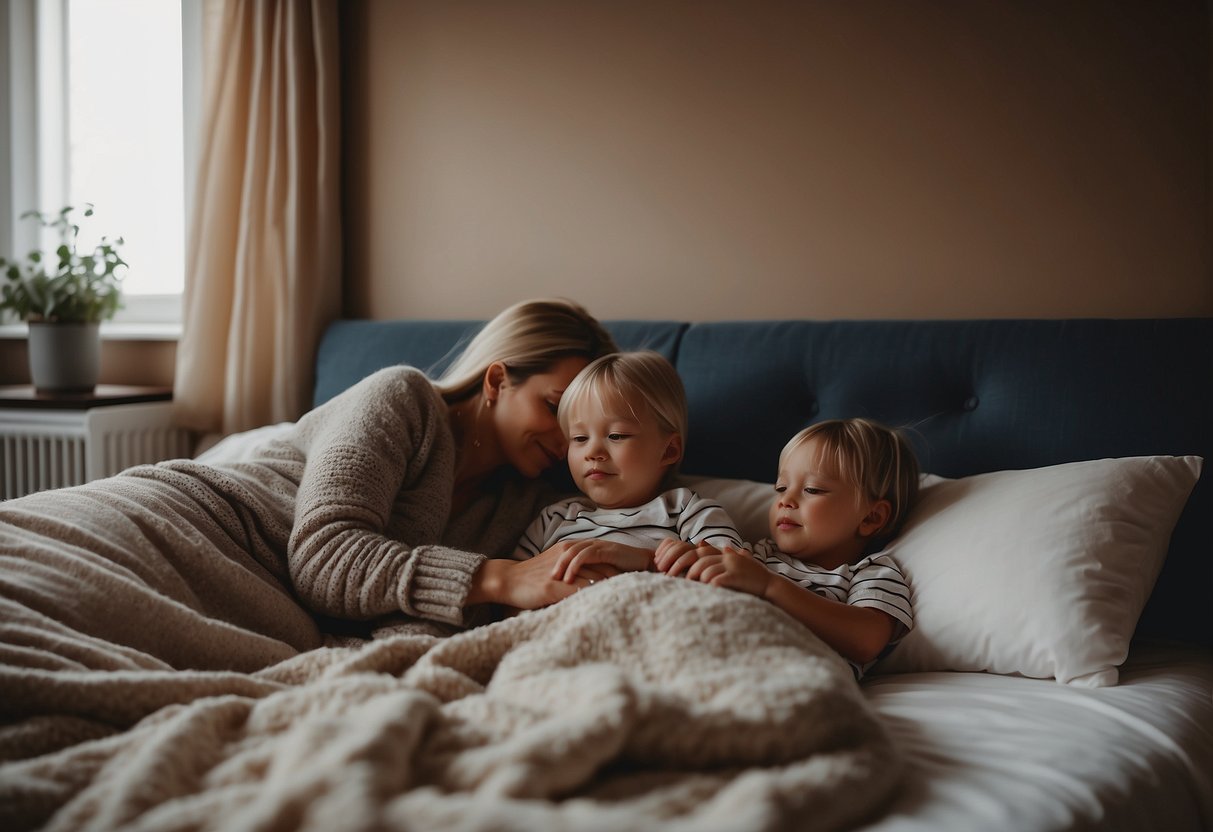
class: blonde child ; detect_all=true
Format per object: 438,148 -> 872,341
514,351 -> 743,581
657,418 -> 919,678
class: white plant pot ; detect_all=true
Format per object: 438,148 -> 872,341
28,321 -> 101,393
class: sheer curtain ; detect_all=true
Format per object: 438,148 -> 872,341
174,0 -> 341,435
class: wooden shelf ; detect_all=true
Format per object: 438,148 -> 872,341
0,385 -> 173,410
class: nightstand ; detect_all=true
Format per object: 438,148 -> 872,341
0,385 -> 194,500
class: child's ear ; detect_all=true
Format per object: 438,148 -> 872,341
661,433 -> 684,467
858,500 -> 892,538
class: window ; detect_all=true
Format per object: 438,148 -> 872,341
2,0 -> 201,329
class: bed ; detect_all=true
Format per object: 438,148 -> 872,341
2,316 -> 1210,831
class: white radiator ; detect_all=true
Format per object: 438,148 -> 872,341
0,402 -> 194,500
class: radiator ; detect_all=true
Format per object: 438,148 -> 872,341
0,402 -> 194,500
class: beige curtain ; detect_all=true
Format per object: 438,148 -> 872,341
174,0 -> 341,435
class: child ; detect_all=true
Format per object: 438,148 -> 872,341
657,418 -> 919,678
514,351 -> 743,581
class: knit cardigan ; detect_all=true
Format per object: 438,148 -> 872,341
0,367 -> 554,685
286,371 -> 553,625
185,366 -> 555,627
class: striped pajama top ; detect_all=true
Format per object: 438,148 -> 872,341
752,539 -> 914,679
513,487 -> 743,558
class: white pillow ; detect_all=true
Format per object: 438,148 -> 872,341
876,456 -> 1201,686
677,474 -> 773,544
682,456 -> 1202,687
194,421 -> 296,464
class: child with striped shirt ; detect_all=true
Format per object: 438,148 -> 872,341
657,418 -> 919,678
516,351 -> 743,581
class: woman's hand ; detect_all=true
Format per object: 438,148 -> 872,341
548,539 -> 653,583
686,545 -> 772,598
467,549 -> 618,611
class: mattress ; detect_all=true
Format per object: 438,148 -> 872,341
860,643 -> 1213,831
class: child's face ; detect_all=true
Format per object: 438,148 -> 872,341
768,437 -> 885,568
565,394 -> 681,510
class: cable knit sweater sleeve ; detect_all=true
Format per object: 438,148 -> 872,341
286,367 -> 481,625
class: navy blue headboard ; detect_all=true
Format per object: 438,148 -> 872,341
314,317 -> 1212,645
313,319 -> 688,409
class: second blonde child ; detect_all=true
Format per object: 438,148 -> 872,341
658,418 -> 919,678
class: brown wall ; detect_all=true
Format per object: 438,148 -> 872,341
342,0 -> 1213,321
7,2 -> 1209,387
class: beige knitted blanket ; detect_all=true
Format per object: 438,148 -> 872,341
1,570 -> 900,831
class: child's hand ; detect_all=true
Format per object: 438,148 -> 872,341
547,539 -> 653,583
686,546 -> 772,597
654,539 -> 722,577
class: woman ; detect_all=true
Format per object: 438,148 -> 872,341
0,299 -> 622,691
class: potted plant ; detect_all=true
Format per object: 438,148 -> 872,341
0,204 -> 126,392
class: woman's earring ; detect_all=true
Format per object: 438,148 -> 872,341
473,397 -> 494,448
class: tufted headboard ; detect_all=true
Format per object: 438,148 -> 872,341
314,317 -> 1212,646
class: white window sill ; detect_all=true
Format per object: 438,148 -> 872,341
0,322 -> 181,341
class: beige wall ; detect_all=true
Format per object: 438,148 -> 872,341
342,0 -> 1212,321
7,2 -> 1208,386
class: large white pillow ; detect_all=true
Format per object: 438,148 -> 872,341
876,456 -> 1201,686
682,456 -> 1202,687
194,421 -> 296,463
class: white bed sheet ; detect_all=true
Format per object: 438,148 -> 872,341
859,643 -> 1213,831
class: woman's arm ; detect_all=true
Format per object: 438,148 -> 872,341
288,368 -> 620,624
467,551 -> 594,608
288,368 -> 489,624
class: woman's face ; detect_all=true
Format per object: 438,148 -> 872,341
491,355 -> 589,478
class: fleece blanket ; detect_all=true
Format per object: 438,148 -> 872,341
0,488 -> 901,832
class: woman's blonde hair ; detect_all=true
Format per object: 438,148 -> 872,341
782,418 -> 920,547
558,350 -> 688,460
435,298 -> 617,402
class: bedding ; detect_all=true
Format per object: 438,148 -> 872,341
0,568 -> 897,832
1,315 -> 1211,832
862,642 -> 1213,831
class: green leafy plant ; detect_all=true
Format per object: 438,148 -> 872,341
0,204 -> 126,323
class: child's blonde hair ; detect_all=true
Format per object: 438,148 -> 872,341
558,350 -> 688,451
435,298 -> 617,402
782,418 -> 920,547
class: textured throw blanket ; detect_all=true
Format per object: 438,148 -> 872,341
2,489 -> 901,832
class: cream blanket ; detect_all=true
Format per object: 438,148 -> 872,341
1,569 -> 900,831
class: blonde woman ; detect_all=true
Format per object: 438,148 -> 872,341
0,298 -> 621,678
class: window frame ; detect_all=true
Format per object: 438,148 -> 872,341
1,0 -> 202,334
